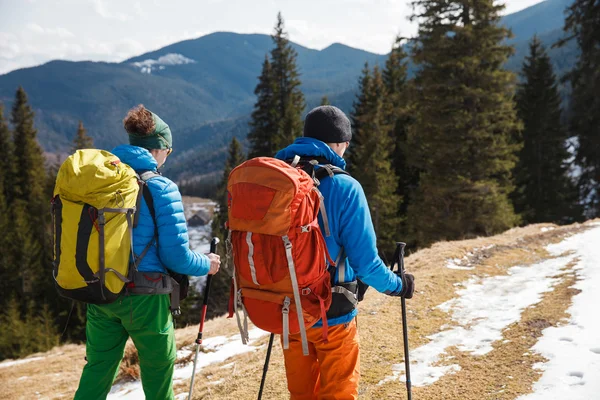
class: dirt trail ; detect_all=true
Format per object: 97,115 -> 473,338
0,221 -> 593,400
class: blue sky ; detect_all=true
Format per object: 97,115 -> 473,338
0,0 -> 546,75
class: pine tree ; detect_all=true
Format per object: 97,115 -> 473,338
0,171 -> 10,307
382,37 -> 418,235
212,137 -> 245,242
248,13 -> 305,157
320,96 -> 331,106
71,121 -> 94,152
559,0 -> 600,218
248,57 -> 278,158
10,87 -> 50,299
0,103 -> 15,205
406,0 -> 521,246
513,37 -> 579,224
209,137 -> 245,318
349,66 -> 400,256
0,104 -> 17,308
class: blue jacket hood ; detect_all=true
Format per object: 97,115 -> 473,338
111,145 -> 158,172
275,137 -> 347,169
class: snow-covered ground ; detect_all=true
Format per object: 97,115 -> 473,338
516,225 -> 600,399
108,328 -> 268,399
382,224 -> 600,398
0,356 -> 44,369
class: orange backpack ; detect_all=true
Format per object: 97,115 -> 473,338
227,157 -> 333,355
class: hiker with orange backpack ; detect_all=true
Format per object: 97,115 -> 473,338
227,105 -> 414,400
278,106 -> 415,399
68,105 -> 220,400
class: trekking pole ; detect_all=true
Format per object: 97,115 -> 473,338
393,242 -> 412,400
188,237 -> 220,400
257,333 -> 275,400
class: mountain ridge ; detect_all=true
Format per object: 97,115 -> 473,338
0,0 -> 576,181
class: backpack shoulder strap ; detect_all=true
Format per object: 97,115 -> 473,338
314,164 -> 350,185
131,171 -> 161,269
139,171 -> 160,234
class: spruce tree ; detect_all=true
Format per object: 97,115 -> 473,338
349,66 -> 400,256
10,87 -> 49,298
320,96 -> 331,106
407,0 -> 521,246
560,0 -> 600,218
71,121 -> 94,152
0,105 -> 16,307
514,37 -> 579,224
212,137 -> 245,242
208,137 -> 245,318
0,172 -> 11,307
382,37 -> 418,234
248,13 -> 305,157
0,103 -> 15,205
248,57 -> 278,158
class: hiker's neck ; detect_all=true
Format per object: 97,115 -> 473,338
149,149 -> 168,168
327,142 -> 349,158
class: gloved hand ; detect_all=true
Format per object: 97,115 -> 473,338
392,273 -> 415,299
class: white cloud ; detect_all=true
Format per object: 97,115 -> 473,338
92,0 -> 131,22
26,23 -> 45,34
26,23 -> 74,38
0,32 -> 21,60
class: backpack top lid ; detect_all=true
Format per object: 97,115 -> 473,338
227,157 -> 316,236
54,149 -> 139,209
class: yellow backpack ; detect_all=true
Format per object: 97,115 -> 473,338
52,149 -> 140,304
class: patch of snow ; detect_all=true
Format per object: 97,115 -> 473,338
176,348 -> 193,360
131,53 -> 196,74
380,252 -> 576,387
173,328 -> 266,381
0,356 -> 44,369
446,262 -> 475,271
517,225 -> 600,400
541,227 -> 556,233
108,328 -> 268,399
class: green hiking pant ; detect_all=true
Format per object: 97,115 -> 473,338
74,294 -> 176,400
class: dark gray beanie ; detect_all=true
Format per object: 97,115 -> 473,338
303,106 -> 352,143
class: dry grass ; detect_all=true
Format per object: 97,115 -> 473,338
0,221 -> 594,400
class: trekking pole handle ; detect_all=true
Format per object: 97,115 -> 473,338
396,242 -> 406,276
196,237 -> 220,344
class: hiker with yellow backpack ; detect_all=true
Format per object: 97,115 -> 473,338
52,105 -> 220,400
227,105 -> 415,400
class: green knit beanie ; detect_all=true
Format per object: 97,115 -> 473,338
127,111 -> 173,150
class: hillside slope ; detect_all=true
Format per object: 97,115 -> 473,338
1,219 -> 598,399
0,0 -> 576,164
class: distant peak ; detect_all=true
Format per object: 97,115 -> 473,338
322,43 -> 349,51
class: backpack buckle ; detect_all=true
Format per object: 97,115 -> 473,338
300,225 -> 310,233
301,288 -> 311,295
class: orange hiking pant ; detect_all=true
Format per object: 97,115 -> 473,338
282,319 -> 360,400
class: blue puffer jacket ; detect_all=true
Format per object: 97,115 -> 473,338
112,145 -> 210,277
275,137 -> 403,326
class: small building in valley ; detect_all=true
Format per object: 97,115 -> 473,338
187,210 -> 211,227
